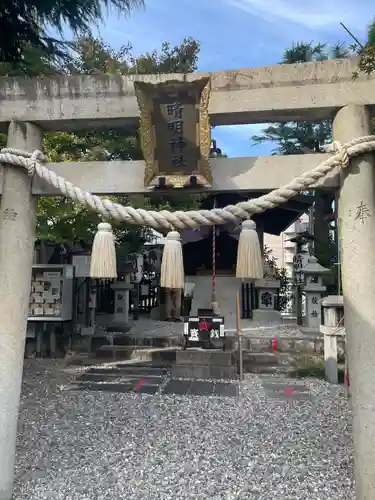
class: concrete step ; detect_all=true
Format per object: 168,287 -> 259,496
172,364 -> 238,380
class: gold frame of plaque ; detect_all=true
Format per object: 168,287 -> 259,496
134,77 -> 212,189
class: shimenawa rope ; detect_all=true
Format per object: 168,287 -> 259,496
0,136 -> 374,230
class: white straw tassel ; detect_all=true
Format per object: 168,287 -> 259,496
160,231 -> 184,289
90,222 -> 117,279
236,219 -> 263,279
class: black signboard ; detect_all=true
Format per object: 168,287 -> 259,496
183,316 -> 225,349
134,78 -> 212,189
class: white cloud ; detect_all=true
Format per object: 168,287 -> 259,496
226,0 -> 373,31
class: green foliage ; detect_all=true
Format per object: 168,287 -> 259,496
63,33 -> 200,76
343,18 -> 375,77
282,41 -> 350,64
290,360 -> 345,383
127,38 -> 200,74
0,35 -> 202,253
252,121 -> 332,156
0,0 -> 144,66
44,128 -> 141,162
263,245 -> 292,312
0,45 -> 64,77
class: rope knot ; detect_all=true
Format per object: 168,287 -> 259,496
332,141 -> 350,168
28,150 -> 45,177
0,147 -> 46,177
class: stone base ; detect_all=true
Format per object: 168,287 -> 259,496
281,314 -> 298,325
300,327 -> 321,335
252,309 -> 281,325
171,349 -> 238,380
106,323 -> 132,334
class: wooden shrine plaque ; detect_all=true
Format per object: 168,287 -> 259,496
134,78 -> 212,188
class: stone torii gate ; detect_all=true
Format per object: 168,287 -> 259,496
0,57 -> 375,499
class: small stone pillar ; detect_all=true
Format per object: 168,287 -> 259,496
302,255 -> 329,333
292,249 -> 309,323
111,275 -> 132,326
320,295 -> 345,384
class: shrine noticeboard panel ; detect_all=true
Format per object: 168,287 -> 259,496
183,316 -> 225,349
134,78 -> 212,189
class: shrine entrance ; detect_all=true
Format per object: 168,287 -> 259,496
182,192 -> 313,322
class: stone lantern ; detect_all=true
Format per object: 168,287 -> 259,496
253,261 -> 281,324
302,255 -> 329,333
108,262 -> 136,331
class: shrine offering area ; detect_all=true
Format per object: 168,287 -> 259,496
13,360 -> 353,500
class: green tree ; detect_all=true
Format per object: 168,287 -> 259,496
342,18 -> 375,76
0,0 -> 144,67
0,35 -> 202,254
282,41 -> 350,64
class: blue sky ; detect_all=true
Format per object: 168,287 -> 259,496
86,0 -> 374,157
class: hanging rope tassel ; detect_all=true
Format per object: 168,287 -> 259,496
160,231 -> 184,289
90,222 -> 117,279
236,219 -> 263,279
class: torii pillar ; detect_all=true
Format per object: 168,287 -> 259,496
0,122 -> 42,500
333,104 -> 375,500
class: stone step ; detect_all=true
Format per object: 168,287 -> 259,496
242,352 -> 279,365
223,335 -> 327,355
95,346 -> 178,363
175,349 -> 235,367
171,364 -> 238,380
86,364 -> 167,376
94,335 -> 182,349
238,335 -> 344,357
245,365 -> 292,375
242,352 -> 294,366
76,372 -> 163,384
239,352 -> 294,375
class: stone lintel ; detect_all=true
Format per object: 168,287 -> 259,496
0,153 -> 337,196
0,58 -> 373,130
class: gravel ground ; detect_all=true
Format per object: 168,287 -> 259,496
13,360 -> 354,500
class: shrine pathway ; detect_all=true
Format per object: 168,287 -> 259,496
13,359 -> 354,500
66,363 -> 313,400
